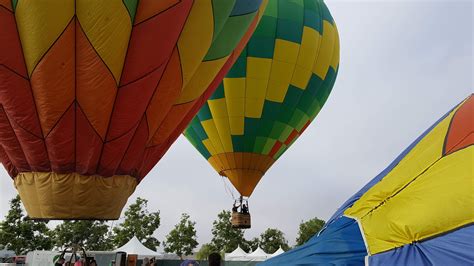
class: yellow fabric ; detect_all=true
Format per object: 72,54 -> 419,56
15,172 -> 137,220
177,0 -> 214,88
203,138 -> 218,156
245,98 -> 266,118
330,24 -> 340,70
76,0 -> 132,82
313,21 -> 337,80
245,79 -> 268,118
226,98 -> 245,117
15,0 -> 74,76
291,65 -> 312,90
350,147 -> 474,255
344,103 -> 474,255
177,56 -> 229,103
346,107 -> 456,216
293,27 -> 320,86
224,78 -> 246,134
274,39 -> 300,64
244,56 -> 272,115
246,79 -> 268,99
208,101 -> 232,152
266,61 -> 295,102
213,118 -> 234,152
224,78 -> 246,99
208,98 -> 228,118
247,57 -> 272,79
202,120 -> 225,154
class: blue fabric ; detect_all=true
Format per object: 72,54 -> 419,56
231,0 -> 263,16
180,259 -> 199,266
324,102 -> 458,228
260,216 -> 367,265
369,224 -> 474,266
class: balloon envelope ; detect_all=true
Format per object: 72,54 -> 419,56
0,0 -> 267,219
263,94 -> 474,265
185,0 -> 340,196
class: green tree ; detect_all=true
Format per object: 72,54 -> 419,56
259,228 -> 289,254
246,237 -> 260,252
113,197 -> 160,251
210,210 -> 248,253
295,217 -> 325,246
0,195 -> 53,254
53,220 -> 113,250
163,213 -> 198,259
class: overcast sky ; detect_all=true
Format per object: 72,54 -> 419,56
0,0 -> 472,251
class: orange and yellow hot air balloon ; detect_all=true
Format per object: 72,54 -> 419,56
0,0 -> 267,220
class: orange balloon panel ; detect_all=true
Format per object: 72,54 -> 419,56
0,0 -> 267,219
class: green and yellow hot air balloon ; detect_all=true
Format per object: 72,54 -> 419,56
184,0 -> 339,222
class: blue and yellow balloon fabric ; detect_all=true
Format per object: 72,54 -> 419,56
263,94 -> 474,265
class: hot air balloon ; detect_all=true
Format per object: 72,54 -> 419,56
0,0 -> 268,220
263,95 -> 474,265
184,0 -> 339,228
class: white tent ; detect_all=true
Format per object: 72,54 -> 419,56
246,247 -> 270,261
0,248 -> 15,258
225,245 -> 248,261
271,247 -> 285,257
114,236 -> 161,259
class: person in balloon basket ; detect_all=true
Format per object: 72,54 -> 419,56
241,204 -> 249,214
232,201 -> 241,213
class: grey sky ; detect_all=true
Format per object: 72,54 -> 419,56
0,1 -> 472,251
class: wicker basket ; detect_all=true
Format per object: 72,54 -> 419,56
231,212 -> 251,229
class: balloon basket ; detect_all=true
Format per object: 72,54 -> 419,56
231,211 -> 251,229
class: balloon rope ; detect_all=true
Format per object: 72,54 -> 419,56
221,176 -> 237,201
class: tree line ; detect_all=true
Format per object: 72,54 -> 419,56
0,196 -> 325,259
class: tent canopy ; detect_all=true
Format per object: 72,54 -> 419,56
225,245 -> 248,261
225,246 -> 280,262
115,236 -> 160,258
246,247 -> 270,261
271,247 -> 285,257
